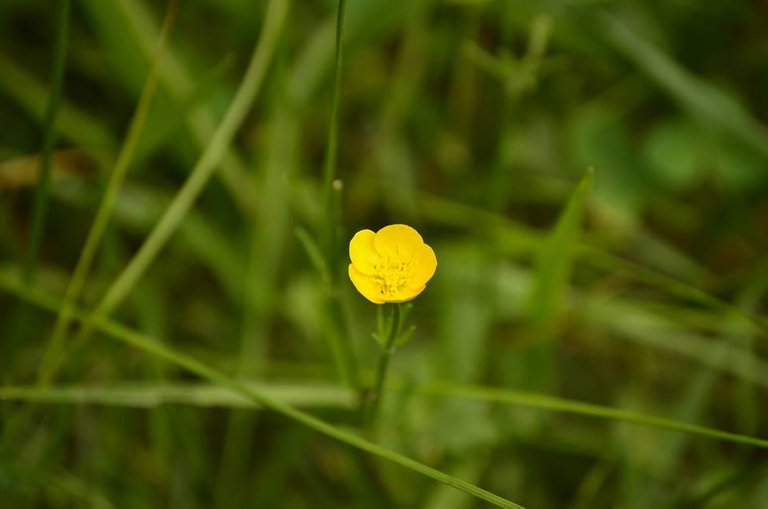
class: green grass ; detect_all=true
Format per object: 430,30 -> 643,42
1,0 -> 768,508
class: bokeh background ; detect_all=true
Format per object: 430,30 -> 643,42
1,0 -> 767,507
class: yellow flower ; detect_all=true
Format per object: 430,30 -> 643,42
348,224 -> 437,304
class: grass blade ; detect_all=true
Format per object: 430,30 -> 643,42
526,167 -> 593,323
0,383 -> 356,409
420,381 -> 768,450
600,14 -> 768,158
22,0 -> 71,283
4,372 -> 767,452
0,276 -> 524,509
82,0 -> 288,330
421,192 -> 768,333
36,0 -> 178,386
3,0 -> 71,373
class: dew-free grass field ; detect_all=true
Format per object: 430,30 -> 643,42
2,0 -> 768,507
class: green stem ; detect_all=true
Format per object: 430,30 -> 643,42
318,0 -> 359,390
364,303 -> 400,426
321,0 -> 347,224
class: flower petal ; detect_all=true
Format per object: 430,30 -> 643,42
349,229 -> 379,275
389,285 -> 426,303
348,264 -> 385,304
407,243 -> 437,290
373,224 -> 423,261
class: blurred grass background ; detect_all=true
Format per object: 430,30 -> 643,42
1,0 -> 768,507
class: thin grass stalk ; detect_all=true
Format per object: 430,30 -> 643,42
420,192 -> 768,333
1,0 -> 71,374
114,0 -> 257,216
74,0 -> 288,341
22,0 -> 71,283
36,0 -> 179,387
421,381 -> 768,450
3,375 -> 768,452
317,0 -> 359,389
321,0 -> 347,221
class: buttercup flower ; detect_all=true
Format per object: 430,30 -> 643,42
348,224 -> 437,304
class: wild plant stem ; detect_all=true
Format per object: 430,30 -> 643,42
321,0 -> 347,223
364,303 -> 400,426
318,0 -> 359,390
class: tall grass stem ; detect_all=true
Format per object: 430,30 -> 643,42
76,0 -> 288,338
36,0 -> 178,387
2,0 -> 71,373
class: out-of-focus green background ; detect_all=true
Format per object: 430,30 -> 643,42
1,0 -> 767,507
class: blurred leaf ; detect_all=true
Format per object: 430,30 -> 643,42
526,168 -> 593,324
0,382 -> 357,409
642,118 -> 700,190
712,139 -> 766,192
0,57 -> 115,153
569,105 -> 646,218
601,13 -> 768,159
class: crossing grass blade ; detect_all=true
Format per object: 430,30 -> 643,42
420,192 -> 768,333
3,374 -> 767,451
3,0 -> 72,372
36,0 -> 178,386
0,275 -> 524,509
79,0 -> 288,333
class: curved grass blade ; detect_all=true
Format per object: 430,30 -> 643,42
80,0 -> 288,335
37,0 -> 179,387
420,380 -> 768,450
0,276 -> 524,509
420,192 -> 768,333
3,0 -> 71,372
108,0 -> 257,214
600,13 -> 768,158
4,373 -> 768,452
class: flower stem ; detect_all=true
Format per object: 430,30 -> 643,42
364,303 -> 401,426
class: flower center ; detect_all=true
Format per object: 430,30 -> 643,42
373,259 -> 411,297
